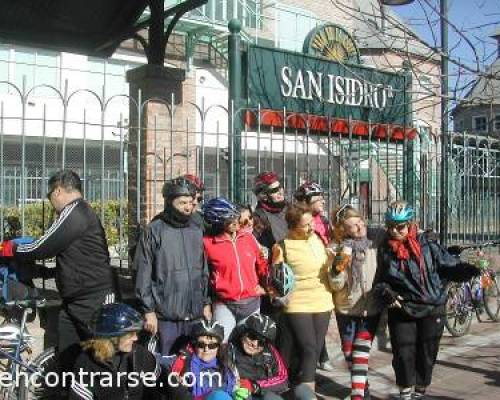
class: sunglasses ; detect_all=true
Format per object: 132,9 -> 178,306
195,341 -> 220,351
388,222 -> 408,231
245,332 -> 265,346
195,195 -> 203,202
265,185 -> 283,195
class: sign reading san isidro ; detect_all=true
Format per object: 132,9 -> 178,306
245,45 -> 410,130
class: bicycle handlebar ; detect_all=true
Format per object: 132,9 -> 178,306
1,298 -> 46,309
447,240 -> 500,254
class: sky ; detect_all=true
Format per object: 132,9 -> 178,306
391,0 -> 499,99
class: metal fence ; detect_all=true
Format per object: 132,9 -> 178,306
1,81 -> 499,272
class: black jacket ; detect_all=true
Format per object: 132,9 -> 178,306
14,199 -> 114,300
376,233 -> 478,318
69,344 -> 160,400
253,205 -> 287,253
134,216 -> 210,321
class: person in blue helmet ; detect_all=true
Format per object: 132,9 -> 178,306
69,303 -> 161,400
375,201 -> 480,400
202,197 -> 269,343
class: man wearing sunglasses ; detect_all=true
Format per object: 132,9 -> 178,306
252,171 -> 288,253
0,169 -> 116,356
184,173 -> 205,229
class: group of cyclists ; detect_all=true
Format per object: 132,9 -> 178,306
0,169 -> 482,400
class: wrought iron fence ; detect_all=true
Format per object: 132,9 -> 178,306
1,81 -> 499,275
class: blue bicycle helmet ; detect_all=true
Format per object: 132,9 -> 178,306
91,303 -> 144,338
202,197 -> 240,227
385,201 -> 414,224
270,262 -> 295,297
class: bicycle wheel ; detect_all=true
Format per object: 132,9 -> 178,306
444,282 -> 472,337
19,347 -> 60,400
483,274 -> 500,322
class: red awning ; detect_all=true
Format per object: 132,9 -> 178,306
244,109 -> 417,141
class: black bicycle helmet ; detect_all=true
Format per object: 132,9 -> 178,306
162,177 -> 196,200
243,313 -> 277,342
191,318 -> 225,342
91,303 -> 144,338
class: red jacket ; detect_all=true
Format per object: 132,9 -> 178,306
203,231 -> 269,302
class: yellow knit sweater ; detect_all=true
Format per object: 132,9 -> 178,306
272,233 -> 334,313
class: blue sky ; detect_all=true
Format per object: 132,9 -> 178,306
392,0 -> 499,98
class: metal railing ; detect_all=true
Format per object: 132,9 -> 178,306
1,82 -> 499,274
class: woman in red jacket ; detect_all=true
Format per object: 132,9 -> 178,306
202,197 -> 269,343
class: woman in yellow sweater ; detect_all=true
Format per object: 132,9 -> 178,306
272,204 -> 334,397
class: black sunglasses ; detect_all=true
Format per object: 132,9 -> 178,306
245,332 -> 265,346
195,341 -> 220,350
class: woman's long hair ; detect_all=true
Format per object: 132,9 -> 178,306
331,206 -> 365,243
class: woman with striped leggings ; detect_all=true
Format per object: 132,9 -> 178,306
329,205 -> 383,400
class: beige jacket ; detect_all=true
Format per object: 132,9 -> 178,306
330,246 -> 382,317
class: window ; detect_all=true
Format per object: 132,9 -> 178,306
190,0 -> 261,29
473,116 -> 487,132
454,119 -> 464,132
276,5 -> 320,52
494,115 -> 500,132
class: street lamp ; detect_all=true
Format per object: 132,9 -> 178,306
381,0 -> 449,244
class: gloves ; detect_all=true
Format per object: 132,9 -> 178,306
13,236 -> 35,245
233,387 -> 251,400
238,379 -> 261,395
459,262 -> 481,281
0,240 -> 15,257
379,285 -> 403,308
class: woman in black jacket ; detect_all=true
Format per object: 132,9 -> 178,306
376,201 -> 479,400
69,303 -> 161,400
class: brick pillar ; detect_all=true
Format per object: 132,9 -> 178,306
126,65 -> 197,259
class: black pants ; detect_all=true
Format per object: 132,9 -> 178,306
58,291 -> 114,372
388,308 -> 445,388
286,311 -> 331,382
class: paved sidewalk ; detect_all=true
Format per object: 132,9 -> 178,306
317,319 -> 500,399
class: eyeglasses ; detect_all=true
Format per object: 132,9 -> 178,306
245,332 -> 265,346
335,203 -> 354,224
195,341 -> 220,351
196,195 -> 203,202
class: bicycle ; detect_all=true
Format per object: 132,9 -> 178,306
444,241 -> 500,337
0,298 -> 58,400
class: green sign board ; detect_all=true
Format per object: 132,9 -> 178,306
245,45 -> 410,126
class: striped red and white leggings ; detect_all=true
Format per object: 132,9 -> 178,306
335,313 -> 381,400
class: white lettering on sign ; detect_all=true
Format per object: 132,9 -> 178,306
279,67 -> 395,110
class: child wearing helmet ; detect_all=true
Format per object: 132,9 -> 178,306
227,313 -> 288,400
166,318 -> 236,400
69,303 -> 161,400
329,204 -> 383,400
375,201 -> 479,400
202,198 -> 269,343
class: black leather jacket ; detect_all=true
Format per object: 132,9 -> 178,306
134,216 -> 210,321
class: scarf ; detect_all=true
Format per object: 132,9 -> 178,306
155,204 -> 192,228
388,223 -> 426,283
258,199 -> 286,213
342,237 -> 372,296
190,355 -> 234,397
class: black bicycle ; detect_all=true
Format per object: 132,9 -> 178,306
444,241 -> 500,337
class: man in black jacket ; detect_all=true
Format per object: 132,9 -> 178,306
5,170 -> 116,352
135,177 -> 211,356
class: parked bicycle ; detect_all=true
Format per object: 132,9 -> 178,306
444,241 -> 500,337
0,298 -> 58,400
